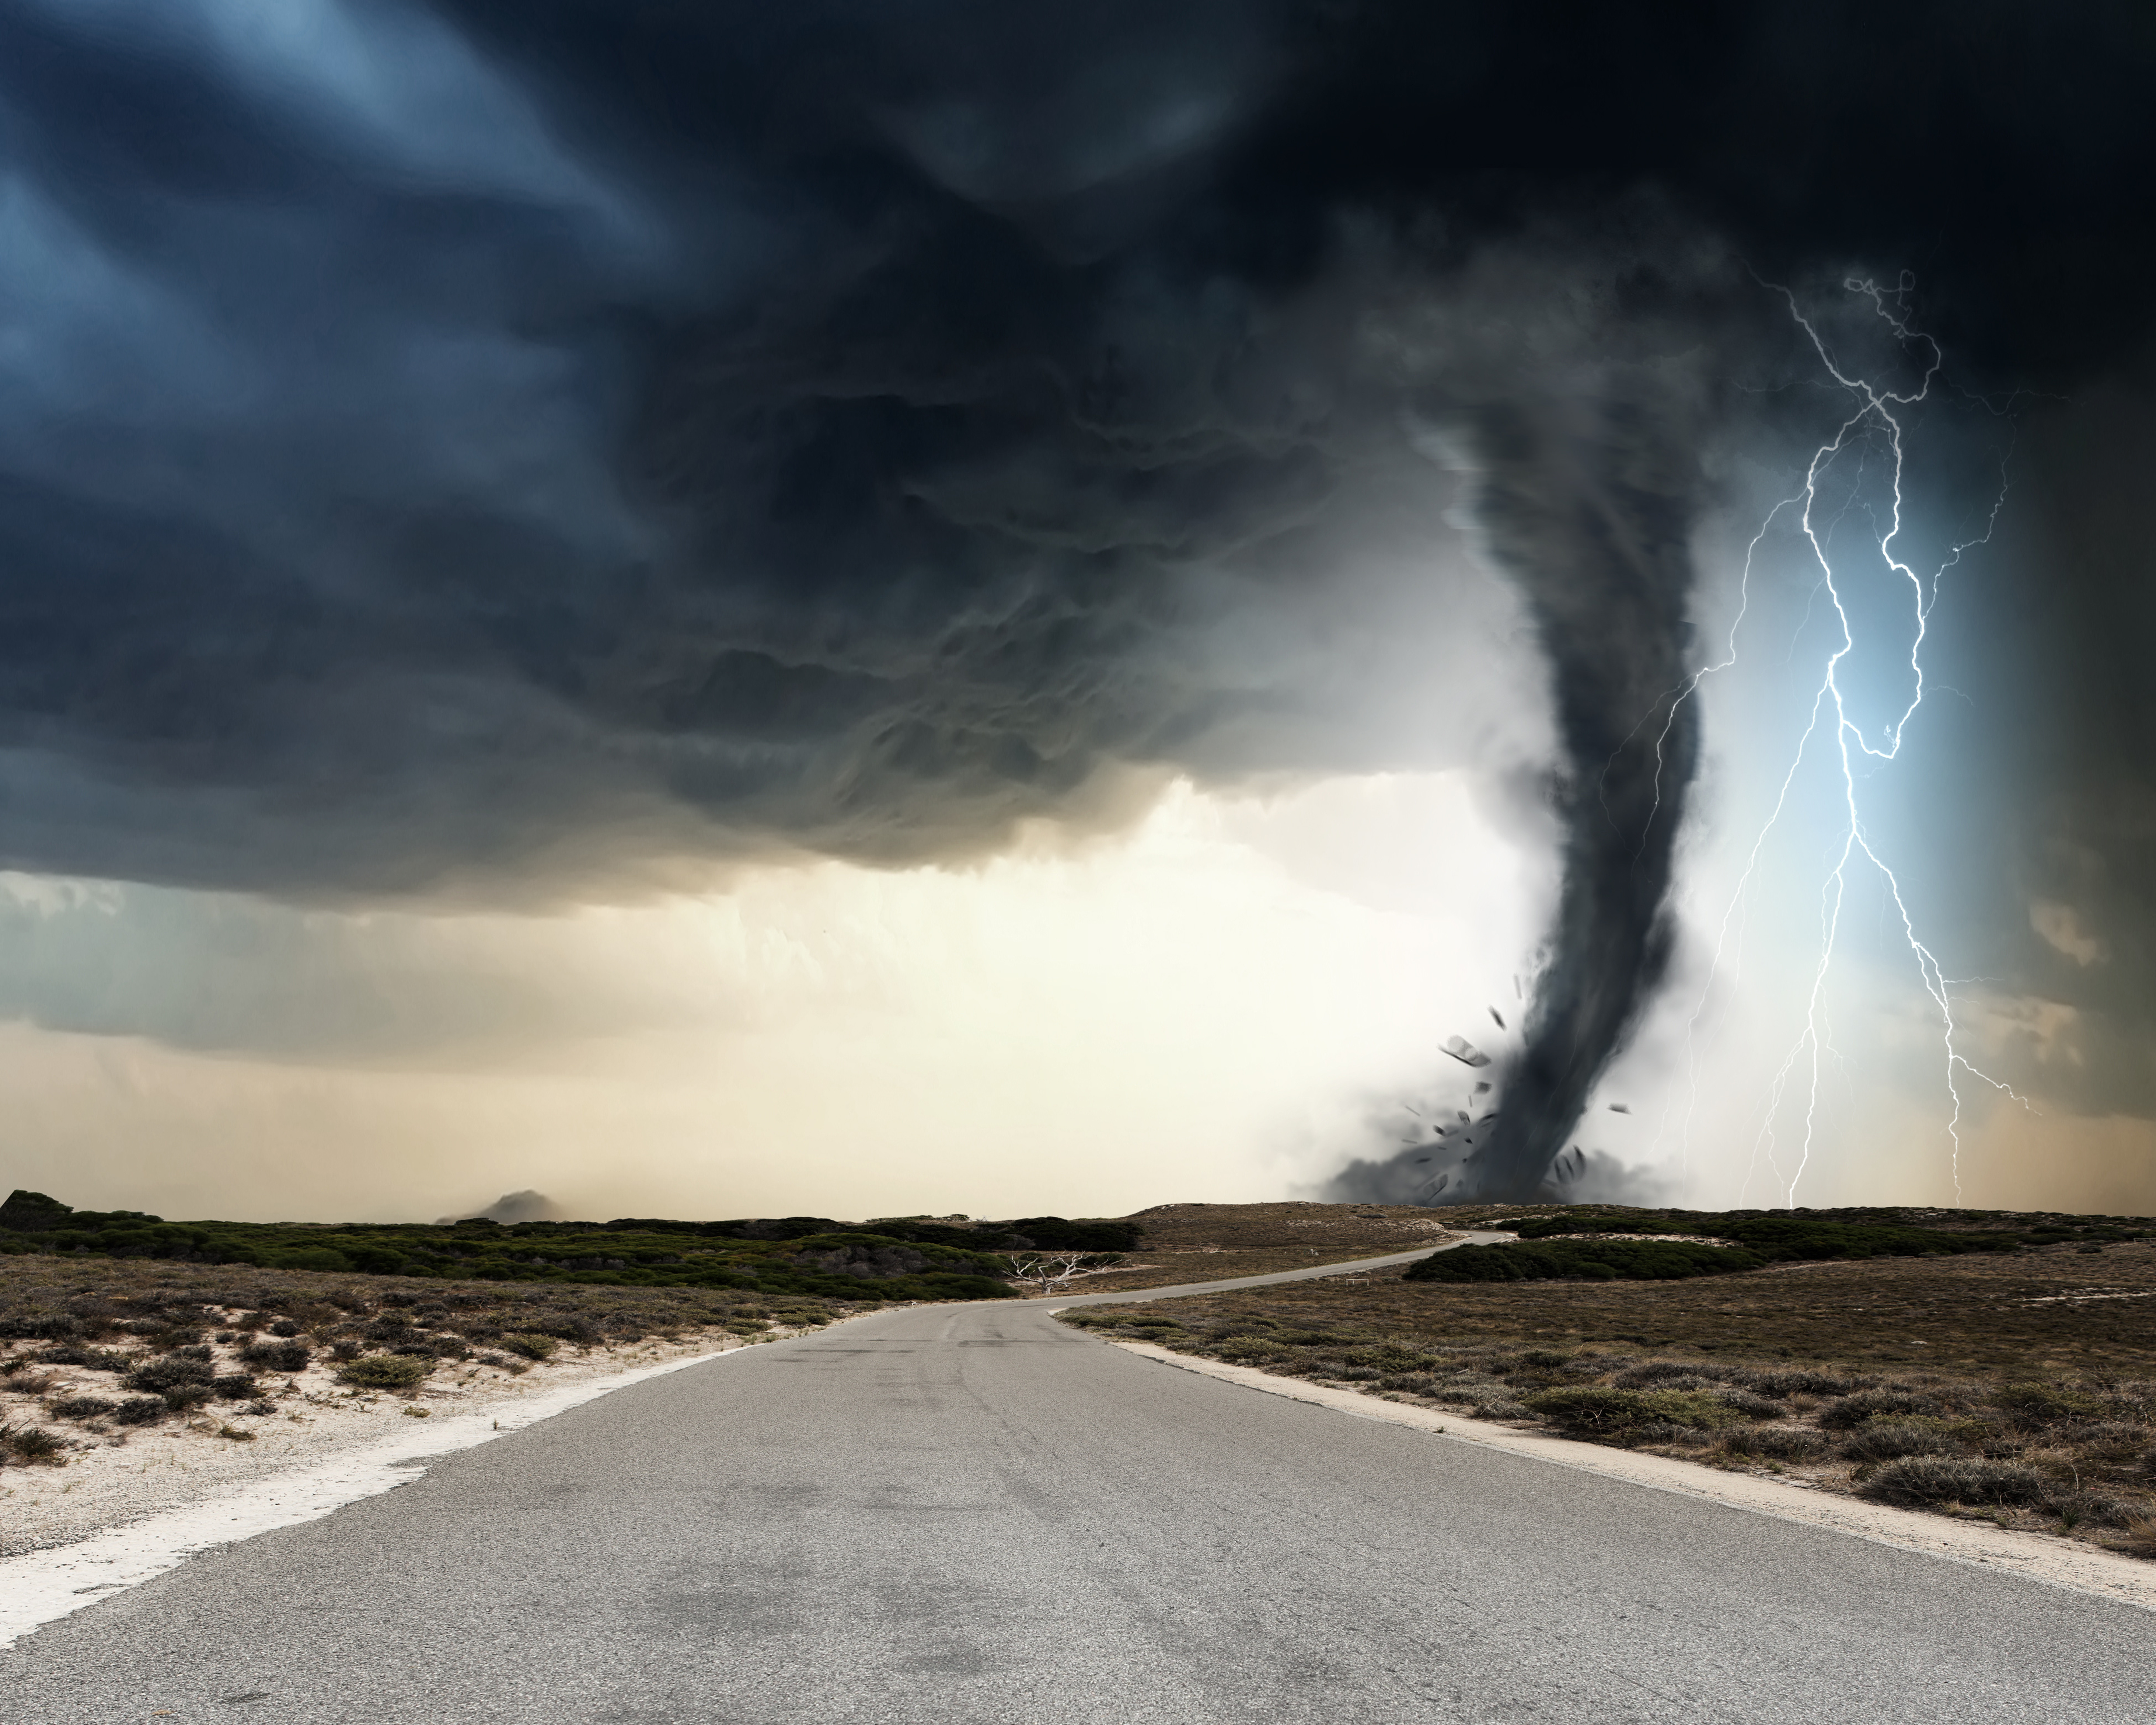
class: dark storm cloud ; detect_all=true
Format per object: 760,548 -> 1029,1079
2,0 -> 2154,1185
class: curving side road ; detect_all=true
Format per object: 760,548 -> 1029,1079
4,1242 -> 2154,1724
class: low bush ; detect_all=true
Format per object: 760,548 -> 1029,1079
1715,1388 -> 1787,1421
1995,1383 -> 2105,1426
1839,1419 -> 1962,1463
1518,1387 -> 1744,1439
1405,1239 -> 1763,1284
212,1373 -> 261,1400
0,1422 -> 64,1463
1613,1360 -> 1738,1388
29,1345 -> 92,1366
238,1339 -> 310,1373
1344,1342 -> 1440,1374
1734,1368 -> 1861,1398
335,1353 -> 432,1389
1430,1378 -> 1514,1408
1817,1389 -> 1942,1429
1860,1455 -> 2051,1508
2047,1488 -> 2137,1530
110,1396 -> 168,1425
123,1355 -> 213,1396
1720,1425 -> 1830,1461
46,1395 -> 119,1421
499,1332 -> 559,1361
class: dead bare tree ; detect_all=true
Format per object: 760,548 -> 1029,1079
999,1250 -> 1124,1294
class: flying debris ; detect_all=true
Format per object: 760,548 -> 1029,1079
1552,1147 -> 1587,1184
1473,1081 -> 1492,1095
1489,1007 -> 1506,1029
1441,1036 -> 1491,1068
1608,1103 -> 1631,1114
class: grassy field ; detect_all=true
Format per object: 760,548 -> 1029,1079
1060,1219 -> 2156,1558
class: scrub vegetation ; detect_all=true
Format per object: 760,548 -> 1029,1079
0,1189 -> 1135,1301
1060,1209 -> 2156,1558
0,1251 -> 861,1468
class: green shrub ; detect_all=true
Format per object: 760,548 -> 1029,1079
1613,1360 -> 1735,1388
1715,1388 -> 1786,1421
1995,1383 -> 2104,1426
1406,1239 -> 1763,1284
1520,1387 -> 1745,1438
110,1396 -> 168,1425
1344,1342 -> 1437,1374
335,1353 -> 432,1389
1735,1368 -> 1860,1398
1720,1424 -> 1829,1460
268,1248 -> 351,1273
1818,1389 -> 1942,1429
2045,1488 -> 2137,1529
500,1332 -> 559,1361
1859,1456 -> 2049,1508
1839,1418 -> 1962,1463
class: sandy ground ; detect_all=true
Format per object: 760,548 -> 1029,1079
1113,1340 -> 2156,1614
1,1326 -> 788,1560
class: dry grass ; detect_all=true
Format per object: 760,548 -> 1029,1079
1060,1240 -> 2156,1557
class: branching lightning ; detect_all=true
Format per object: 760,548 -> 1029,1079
1659,275 -> 2029,1208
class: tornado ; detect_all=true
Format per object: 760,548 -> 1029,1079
1328,361 -> 1709,1208
1462,381 -> 1704,1199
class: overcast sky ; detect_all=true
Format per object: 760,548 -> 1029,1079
0,0 -> 2151,1222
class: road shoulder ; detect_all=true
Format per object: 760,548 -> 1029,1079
1108,1338 -> 2156,1614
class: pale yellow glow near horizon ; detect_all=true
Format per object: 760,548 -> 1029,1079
0,773 -> 1555,1224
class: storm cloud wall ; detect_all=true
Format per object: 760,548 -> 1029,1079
1,1 -> 2154,1208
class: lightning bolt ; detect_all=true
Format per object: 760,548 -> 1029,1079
1664,274 -> 2029,1208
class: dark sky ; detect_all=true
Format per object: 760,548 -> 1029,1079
1,0 -> 2152,1193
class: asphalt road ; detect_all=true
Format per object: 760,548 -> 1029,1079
7,1252 -> 2155,1724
